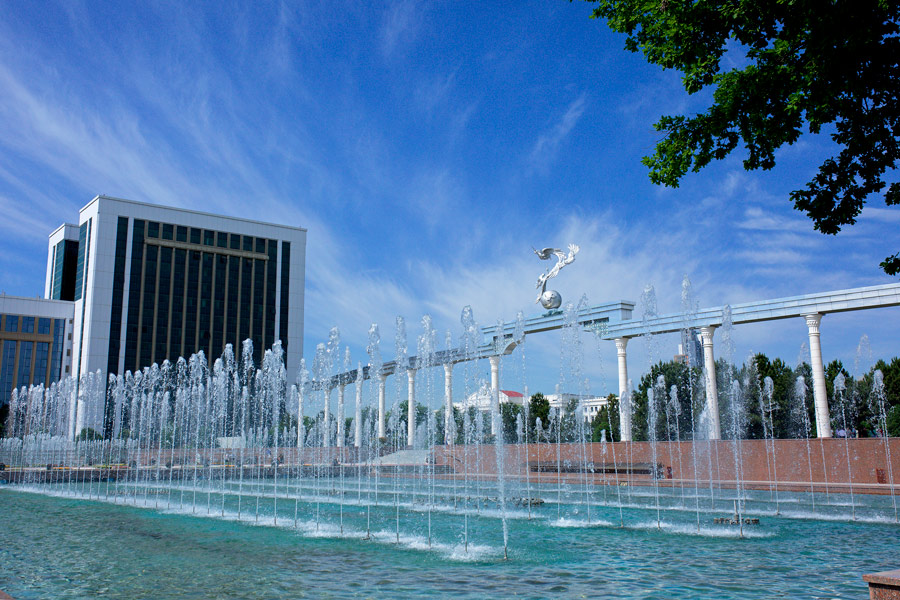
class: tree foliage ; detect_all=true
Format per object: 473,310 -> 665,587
591,393 -> 619,441
632,360 -> 700,441
584,0 -> 900,273
528,393 -> 551,440
500,402 -> 523,444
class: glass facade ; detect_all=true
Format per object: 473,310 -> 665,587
16,342 -> 33,390
0,340 -> 15,403
280,241 -> 291,362
50,239 -> 79,301
0,315 -> 68,405
4,316 -> 18,332
106,217 -> 129,376
121,219 -> 285,372
34,342 -> 49,387
50,319 -> 64,382
74,222 -> 88,301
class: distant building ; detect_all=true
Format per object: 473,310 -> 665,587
456,386 -> 526,411
0,295 -> 75,407
455,388 -> 607,423
546,393 -> 609,423
674,329 -> 703,366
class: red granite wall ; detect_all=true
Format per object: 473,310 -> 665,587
432,438 -> 900,494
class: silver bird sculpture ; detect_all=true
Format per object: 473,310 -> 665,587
535,243 -> 579,303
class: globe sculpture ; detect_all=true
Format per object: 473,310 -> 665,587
533,243 -> 578,309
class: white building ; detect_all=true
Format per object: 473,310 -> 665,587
546,393 -> 609,423
44,195 -> 306,436
456,385 -> 526,412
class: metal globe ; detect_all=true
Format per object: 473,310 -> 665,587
539,289 -> 562,310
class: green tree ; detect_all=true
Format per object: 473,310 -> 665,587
752,354 -> 796,439
873,358 -> 900,411
435,405 -> 465,445
582,1 -> 900,273
528,393 -> 551,441
887,405 -> 900,437
560,397 -> 583,442
791,362 -> 818,437
591,393 -> 619,442
500,402 -> 523,444
633,360 -> 698,441
76,427 -> 103,441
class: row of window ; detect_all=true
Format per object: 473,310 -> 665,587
143,220 -> 272,255
119,218 -> 286,374
0,336 -> 64,404
1,315 -> 53,334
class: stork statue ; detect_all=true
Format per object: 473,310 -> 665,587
533,243 -> 579,309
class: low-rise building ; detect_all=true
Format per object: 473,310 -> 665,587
0,295 -> 75,406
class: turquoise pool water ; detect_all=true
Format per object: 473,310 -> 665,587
0,480 -> 896,599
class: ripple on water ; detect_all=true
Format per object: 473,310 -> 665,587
0,488 -> 897,599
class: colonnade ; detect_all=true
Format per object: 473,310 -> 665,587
613,312 -> 833,440
302,358 -> 476,449
302,311 -> 838,448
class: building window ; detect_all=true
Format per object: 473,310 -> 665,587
4,316 -> 18,332
0,340 -> 16,402
107,215 -> 130,377
34,342 -> 49,387
280,241 -> 291,357
50,319 -> 64,383
74,219 -> 92,301
22,317 -> 34,334
17,341 -> 33,388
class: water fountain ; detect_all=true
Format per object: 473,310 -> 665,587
2,294 -> 899,598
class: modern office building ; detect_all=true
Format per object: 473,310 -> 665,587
45,195 -> 306,435
44,224 -> 81,301
0,295 -> 75,409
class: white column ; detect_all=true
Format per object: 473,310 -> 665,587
614,338 -> 631,442
489,355 -> 500,436
354,376 -> 363,448
377,374 -> 386,439
444,363 -> 453,445
323,386 -> 332,447
336,384 -> 345,448
804,313 -> 833,438
699,326 -> 721,440
407,368 -> 416,447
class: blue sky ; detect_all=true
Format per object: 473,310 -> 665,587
1,1 -> 898,404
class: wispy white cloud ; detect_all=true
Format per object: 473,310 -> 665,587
738,206 -> 809,232
380,0 -> 423,58
859,206 -> 900,224
1,3 -> 898,399
529,94 -> 587,174
413,68 -> 459,115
